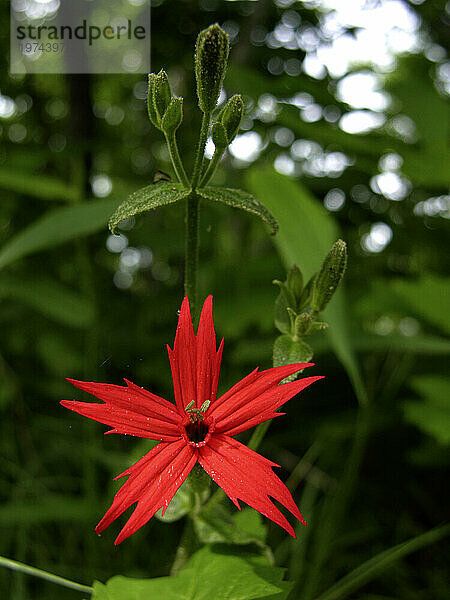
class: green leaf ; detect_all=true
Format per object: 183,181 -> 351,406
198,186 -> 278,234
155,483 -> 194,523
92,544 -> 291,600
273,335 -> 313,381
195,505 -> 268,547
0,276 -> 94,328
403,376 -> 450,444
247,167 -> 367,405
315,524 -> 450,600
0,197 -> 120,270
108,182 -> 189,234
0,168 -> 79,202
390,275 -> 450,335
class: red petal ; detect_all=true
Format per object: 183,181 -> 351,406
199,434 -> 305,537
168,296 -> 223,411
210,364 -> 323,435
66,379 -> 181,424
61,379 -> 182,441
60,400 -> 180,441
95,439 -> 197,544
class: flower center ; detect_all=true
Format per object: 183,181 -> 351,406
185,417 -> 209,443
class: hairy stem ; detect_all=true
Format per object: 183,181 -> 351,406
185,192 -> 200,322
165,132 -> 189,187
191,112 -> 211,190
200,148 -> 223,187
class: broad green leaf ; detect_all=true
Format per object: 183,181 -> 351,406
198,186 -> 278,234
0,168 -> 79,201
247,167 -> 367,405
0,198 -> 120,270
108,182 -> 189,233
92,544 -> 291,600
315,524 -> 450,600
403,376 -> 450,444
0,276 -> 94,328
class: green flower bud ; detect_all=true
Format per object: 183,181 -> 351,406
195,24 -> 229,114
211,121 -> 228,151
294,312 -> 312,337
286,264 -> 303,307
153,69 -> 172,123
147,73 -> 160,128
161,97 -> 183,135
218,94 -> 243,144
311,239 -> 347,312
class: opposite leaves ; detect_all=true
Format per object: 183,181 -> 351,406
198,186 -> 278,234
108,182 -> 190,233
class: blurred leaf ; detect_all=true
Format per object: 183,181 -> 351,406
247,167 -> 367,405
391,275 -> 450,335
108,182 -> 189,233
404,376 -> 450,444
0,198 -> 120,270
36,332 -> 83,375
315,524 -> 450,600
0,168 -> 79,201
198,186 -> 278,234
0,495 -> 97,525
385,56 -> 450,188
0,276 -> 93,328
92,544 -> 290,600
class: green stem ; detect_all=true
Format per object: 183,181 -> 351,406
200,148 -> 223,187
248,420 -> 272,452
0,556 -> 93,595
185,192 -> 200,321
191,112 -> 211,190
165,132 -> 189,187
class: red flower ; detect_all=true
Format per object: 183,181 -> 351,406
61,296 -> 323,544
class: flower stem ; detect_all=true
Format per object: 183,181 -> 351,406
165,132 -> 189,187
185,192 -> 200,321
191,112 -> 211,190
200,149 -> 222,187
0,556 -> 93,595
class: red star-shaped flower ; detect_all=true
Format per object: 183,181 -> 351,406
61,296 -> 323,544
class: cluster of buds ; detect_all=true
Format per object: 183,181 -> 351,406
147,24 -> 243,168
273,240 -> 347,372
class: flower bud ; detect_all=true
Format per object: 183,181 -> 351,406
218,94 -> 243,144
286,264 -> 303,307
211,121 -> 228,151
153,69 -> 172,122
147,73 -> 160,128
195,24 -> 229,114
162,97 -> 183,135
311,239 -> 347,312
294,312 -> 312,337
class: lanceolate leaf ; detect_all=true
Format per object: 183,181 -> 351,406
198,186 -> 278,234
0,198 -> 120,271
108,182 -> 189,233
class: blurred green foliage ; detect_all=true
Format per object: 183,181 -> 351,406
0,0 -> 448,598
